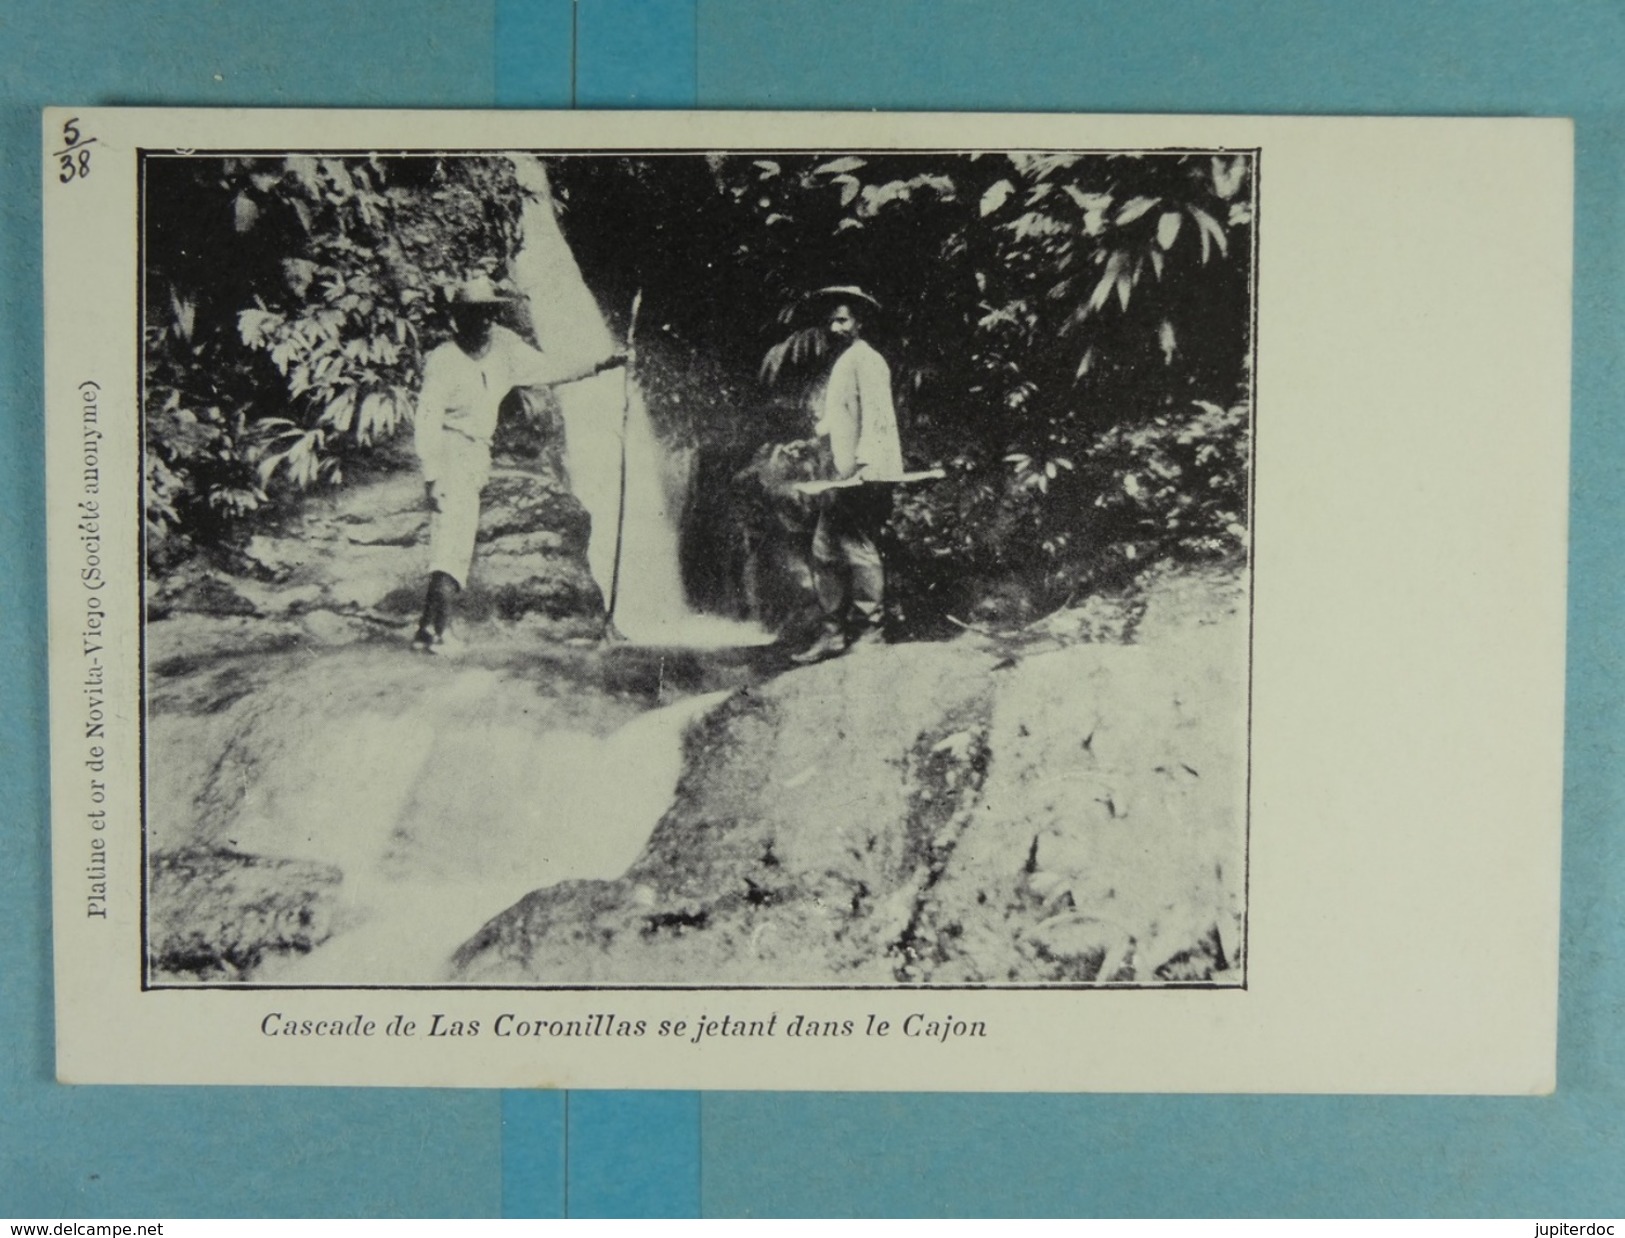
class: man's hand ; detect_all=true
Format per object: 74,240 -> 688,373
555,351 -> 630,387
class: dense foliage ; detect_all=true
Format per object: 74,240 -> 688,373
144,149 -> 1251,625
553,150 -> 1253,622
143,155 -> 524,562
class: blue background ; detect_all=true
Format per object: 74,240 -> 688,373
2,0 -> 1620,1218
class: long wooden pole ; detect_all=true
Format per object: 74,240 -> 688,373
604,289 -> 642,635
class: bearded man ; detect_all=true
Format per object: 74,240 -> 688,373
791,286 -> 905,664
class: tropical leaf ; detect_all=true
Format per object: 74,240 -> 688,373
1187,205 -> 1229,263
858,179 -> 918,216
980,178 -> 1015,216
1013,152 -> 1081,181
231,192 -> 260,233
236,307 -> 284,348
1211,154 -> 1248,200
1158,319 -> 1177,364
167,288 -> 197,343
284,156 -> 320,197
322,388 -> 357,433
759,325 -> 831,386
812,155 -> 867,176
1115,195 -> 1160,225
357,391 -> 394,443
1084,250 -> 1130,317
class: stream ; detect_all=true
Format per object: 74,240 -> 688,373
250,672 -> 734,985
152,638 -> 788,986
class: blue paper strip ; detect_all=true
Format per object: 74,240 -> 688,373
565,1091 -> 702,1217
4,0 -> 1621,1220
578,0 -> 699,108
494,0 -> 576,108
499,1091 -> 567,1218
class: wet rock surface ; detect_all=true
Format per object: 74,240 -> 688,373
144,637 -> 668,982
147,443 -> 603,640
145,431 -> 618,982
147,453 -> 1248,988
452,564 -> 1249,986
148,847 -> 344,981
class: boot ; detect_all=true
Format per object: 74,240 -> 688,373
791,622 -> 850,665
846,619 -> 887,654
413,571 -> 461,654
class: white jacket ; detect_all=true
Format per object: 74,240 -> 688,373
413,325 -> 575,484
816,339 -> 905,480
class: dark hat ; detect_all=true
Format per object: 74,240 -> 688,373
447,274 -> 517,309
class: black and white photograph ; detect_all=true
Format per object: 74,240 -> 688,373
137,144 -> 1255,991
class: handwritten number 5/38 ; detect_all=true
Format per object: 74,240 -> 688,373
56,117 -> 94,183
60,148 -> 91,183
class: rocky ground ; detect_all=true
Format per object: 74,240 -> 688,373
451,562 -> 1248,987
145,444 -> 1250,987
150,457 -> 603,645
145,437 -> 611,981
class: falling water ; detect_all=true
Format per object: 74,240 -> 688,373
507,155 -> 769,648
249,672 -> 732,985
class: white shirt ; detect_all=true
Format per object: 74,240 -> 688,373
413,325 -> 574,483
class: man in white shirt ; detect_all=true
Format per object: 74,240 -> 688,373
413,275 -> 622,653
792,287 -> 906,664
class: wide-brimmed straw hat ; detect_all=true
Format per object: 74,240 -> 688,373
804,284 -> 882,313
447,274 -> 517,309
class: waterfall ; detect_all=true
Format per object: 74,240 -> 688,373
507,156 -> 768,647
250,681 -> 733,985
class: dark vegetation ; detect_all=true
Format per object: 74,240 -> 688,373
143,150 -> 1252,632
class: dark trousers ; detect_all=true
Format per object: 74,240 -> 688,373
811,485 -> 891,632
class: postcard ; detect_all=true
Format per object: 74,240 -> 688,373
44,108 -> 1568,1089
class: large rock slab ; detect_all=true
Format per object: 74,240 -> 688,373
453,642 -> 996,984
148,433 -> 604,645
452,571 -> 1249,986
144,555 -> 1248,988
148,847 -> 343,981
